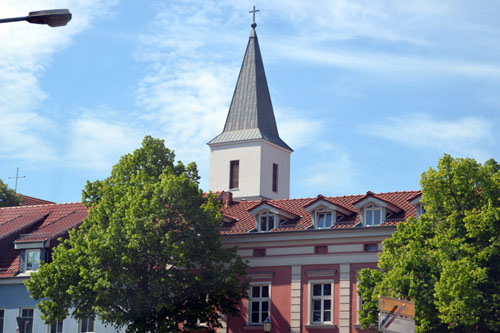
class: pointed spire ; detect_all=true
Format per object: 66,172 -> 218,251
208,21 -> 292,151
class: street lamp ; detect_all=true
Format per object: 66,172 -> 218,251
263,317 -> 271,332
0,9 -> 72,27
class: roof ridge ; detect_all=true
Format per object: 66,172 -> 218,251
376,190 -> 421,195
231,190 -> 421,204
0,202 -> 83,210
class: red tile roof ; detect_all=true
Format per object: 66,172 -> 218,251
220,191 -> 421,235
0,202 -> 87,278
0,191 -> 421,277
21,194 -> 55,206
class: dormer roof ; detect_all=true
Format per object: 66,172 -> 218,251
208,26 -> 292,151
0,202 -> 87,278
248,200 -> 299,220
408,193 -> 422,206
352,191 -> 403,213
304,195 -> 354,216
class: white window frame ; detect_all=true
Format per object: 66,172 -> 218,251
48,320 -> 63,333
248,283 -> 271,325
24,249 -> 41,272
308,280 -> 334,325
79,317 -> 94,333
363,204 -> 383,226
19,308 -> 34,333
257,212 -> 277,232
314,208 -> 335,229
416,203 -> 425,218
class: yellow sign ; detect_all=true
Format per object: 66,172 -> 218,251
379,296 -> 415,318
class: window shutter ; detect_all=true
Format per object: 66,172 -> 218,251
40,249 -> 46,264
19,250 -> 25,272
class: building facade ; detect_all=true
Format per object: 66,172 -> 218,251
0,202 -> 122,333
209,22 -> 422,333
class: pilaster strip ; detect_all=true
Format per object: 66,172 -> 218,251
339,264 -> 351,333
290,265 -> 301,333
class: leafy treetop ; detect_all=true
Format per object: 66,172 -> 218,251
0,179 -> 21,207
26,136 -> 249,332
358,154 -> 500,332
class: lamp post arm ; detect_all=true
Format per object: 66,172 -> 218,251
0,16 -> 27,24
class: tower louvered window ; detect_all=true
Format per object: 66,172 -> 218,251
229,160 -> 239,189
272,163 -> 278,192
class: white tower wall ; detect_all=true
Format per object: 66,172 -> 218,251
260,141 -> 290,199
209,140 -> 290,200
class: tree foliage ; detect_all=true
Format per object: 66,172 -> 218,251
26,136 -> 249,332
0,179 -> 21,207
358,154 -> 500,332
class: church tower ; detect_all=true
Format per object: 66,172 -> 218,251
208,19 -> 292,201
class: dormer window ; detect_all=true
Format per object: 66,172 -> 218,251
353,192 -> 403,227
315,209 -> 334,229
25,249 -> 41,272
363,204 -> 382,226
304,196 -> 354,230
416,204 -> 425,218
259,212 -> 276,232
409,194 -> 424,219
248,202 -> 299,233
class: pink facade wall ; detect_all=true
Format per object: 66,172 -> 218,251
301,264 -> 340,333
227,266 -> 291,333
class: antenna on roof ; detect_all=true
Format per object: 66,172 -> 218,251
8,167 -> 25,193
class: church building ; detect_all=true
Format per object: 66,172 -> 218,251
208,20 -> 422,333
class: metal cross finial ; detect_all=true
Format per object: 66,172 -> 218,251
249,6 -> 259,28
8,167 -> 25,193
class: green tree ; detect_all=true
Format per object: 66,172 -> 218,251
26,136 -> 249,332
358,154 -> 500,332
0,179 -> 21,207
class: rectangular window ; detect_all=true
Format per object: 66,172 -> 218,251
80,317 -> 94,333
315,246 -> 328,254
19,308 -> 34,333
249,285 -> 270,325
272,163 -> 278,192
365,244 -> 378,252
416,204 -> 426,218
229,160 -> 239,189
259,213 -> 275,232
253,249 -> 266,257
317,212 -> 333,228
364,205 -> 382,226
25,250 -> 40,271
49,321 -> 63,333
0,309 -> 4,333
311,283 -> 333,324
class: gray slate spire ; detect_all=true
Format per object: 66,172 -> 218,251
208,26 -> 292,151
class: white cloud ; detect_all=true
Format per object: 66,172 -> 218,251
276,107 -> 325,150
255,0 -> 500,79
358,113 -> 493,160
65,110 -> 143,170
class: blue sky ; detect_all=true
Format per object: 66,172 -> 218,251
1,0 -> 499,203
